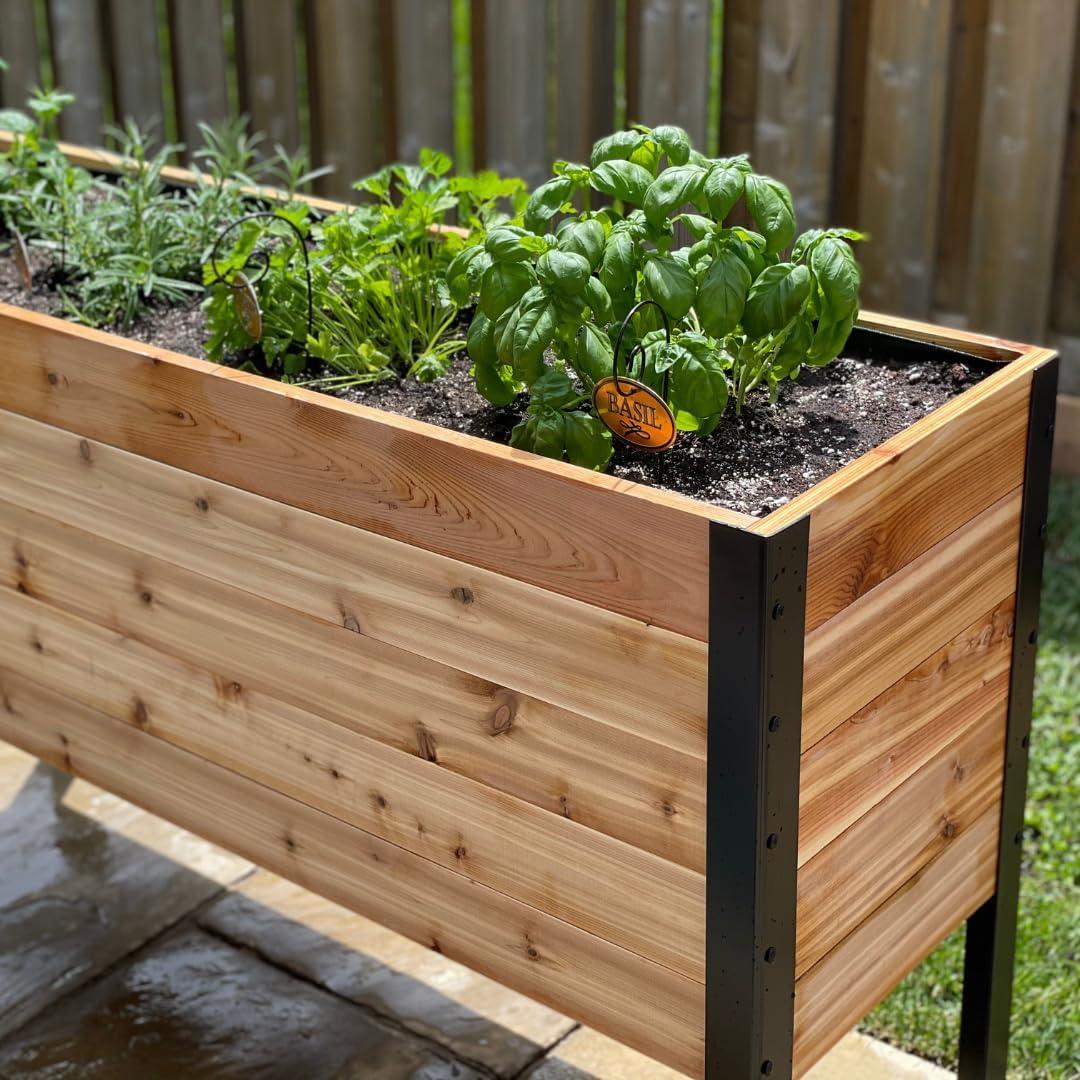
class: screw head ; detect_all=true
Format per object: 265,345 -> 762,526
1021,733 -> 1031,750
1039,521 -> 1049,539
1046,422 -> 1055,440
772,601 -> 785,620
761,1061 -> 774,1075
768,715 -> 782,733
766,833 -> 779,850
1014,829 -> 1024,845
764,946 -> 777,963
1029,629 -> 1039,645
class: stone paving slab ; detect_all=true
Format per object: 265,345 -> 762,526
199,871 -> 575,1076
0,924 -> 482,1079
0,745 -> 251,1039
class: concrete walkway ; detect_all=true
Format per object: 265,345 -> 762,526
0,743 -> 953,1079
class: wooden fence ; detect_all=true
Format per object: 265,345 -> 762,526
1,0 -> 1079,393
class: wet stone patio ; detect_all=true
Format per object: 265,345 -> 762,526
0,742 -> 953,1079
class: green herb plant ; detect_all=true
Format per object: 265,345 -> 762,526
450,124 -> 864,471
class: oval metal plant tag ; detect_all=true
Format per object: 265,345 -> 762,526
593,375 -> 677,451
232,271 -> 263,342
11,228 -> 32,291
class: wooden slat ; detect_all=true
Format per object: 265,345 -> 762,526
626,0 -> 713,152
306,0 -> 381,198
828,0 -> 872,226
0,306 -> 740,640
105,0 -> 165,132
933,0 -> 990,318
802,487 -> 1021,750
797,710 -> 1004,978
392,0 -> 454,162
0,494 -> 706,868
718,0 -> 758,159
0,0 -> 40,108
235,0 -> 300,154
758,344 -> 1042,629
0,582 -> 705,980
793,808 -> 999,1075
1054,393 -> 1080,475
0,411 -> 707,766
745,1 -> 842,229
1051,14 -> 1080,336
856,0 -> 953,317
46,0 -> 108,144
799,596 -> 1013,865
967,0 -> 1080,340
471,0 -> 549,188
0,671 -> 705,1077
554,0 -> 616,164
166,0 -> 229,160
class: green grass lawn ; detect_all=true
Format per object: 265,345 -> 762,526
863,475 -> 1080,1079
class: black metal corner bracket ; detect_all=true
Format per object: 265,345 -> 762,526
707,515 -> 810,1080
958,354 -> 1060,1079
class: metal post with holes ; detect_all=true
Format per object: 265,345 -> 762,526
958,356 -> 1059,1079
706,516 -> 810,1080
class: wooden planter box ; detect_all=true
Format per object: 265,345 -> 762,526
0,293 -> 1057,1077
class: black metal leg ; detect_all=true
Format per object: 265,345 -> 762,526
957,357 -> 1058,1079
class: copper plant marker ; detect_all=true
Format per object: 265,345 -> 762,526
11,228 -> 32,291
593,374 -> 678,450
232,271 -> 263,342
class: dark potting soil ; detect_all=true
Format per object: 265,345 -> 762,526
0,256 -> 987,516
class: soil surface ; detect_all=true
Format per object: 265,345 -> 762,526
0,257 -> 987,516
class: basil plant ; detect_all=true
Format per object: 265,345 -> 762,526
446,124 -> 864,472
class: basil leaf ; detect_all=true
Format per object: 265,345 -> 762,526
529,368 -> 580,411
511,290 -> 557,383
695,249 -> 753,338
589,159 -> 654,206
744,174 -> 796,254
703,161 -> 748,221
643,165 -> 707,228
494,304 -> 520,365
810,235 -> 861,322
590,130 -> 646,167
557,218 -> 606,269
743,263 -> 812,338
537,249 -> 592,295
485,226 -> 534,262
584,276 -> 612,323
467,312 -> 518,406
651,124 -> 692,166
563,411 -> 613,470
523,176 -> 575,234
573,322 -> 614,385
772,315 -> 814,380
446,245 -> 485,305
670,349 -> 729,426
673,213 -> 714,240
792,228 -> 823,263
808,312 -> 856,366
643,254 -> 696,320
599,229 -> 637,295
479,260 -> 536,318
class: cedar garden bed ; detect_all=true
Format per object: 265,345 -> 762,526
0,140 -> 1061,1079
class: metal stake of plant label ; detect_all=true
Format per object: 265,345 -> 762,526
11,227 -> 32,291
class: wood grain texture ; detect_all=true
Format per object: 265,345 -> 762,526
306,0 -> 382,198
46,0 -> 108,144
799,597 -> 1013,865
967,0 -> 1080,340
856,0 -> 953,317
0,582 -> 705,980
554,0 -> 616,163
106,0 -> 165,132
392,0 -> 454,162
0,410 -> 707,764
793,807 -> 999,1075
0,496 -> 706,871
0,0 -> 40,108
235,0 -> 300,153
0,305 -> 740,639
1054,393 -> 1080,476
758,345 -> 1042,630
828,0 -> 872,226
802,487 -> 1021,751
0,670 -> 705,1077
167,0 -> 229,159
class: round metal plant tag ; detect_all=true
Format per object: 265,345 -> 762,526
11,227 -> 32,291
232,271 -> 263,342
593,375 -> 677,451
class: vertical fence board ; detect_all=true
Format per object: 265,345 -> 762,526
933,0 -> 989,320
235,0 -> 300,154
472,0 -> 548,187
968,0 -> 1080,340
719,0 -> 758,157
627,0 -> 712,152
0,0 -> 40,108
829,0 -> 872,227
751,0 -> 841,229
392,0 -> 453,161
46,0 -> 109,143
856,0 -> 953,317
167,0 -> 229,160
107,0 -> 165,132
554,0 -> 616,164
306,0 -> 382,197
1051,17 -> 1080,340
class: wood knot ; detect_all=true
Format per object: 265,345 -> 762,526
450,586 -> 475,605
454,845 -> 467,861
525,945 -> 541,961
283,834 -> 298,853
342,613 -> 362,634
328,767 -> 341,780
941,819 -> 958,840
372,792 -> 388,811
488,695 -> 517,736
661,800 -> 678,817
132,697 -> 150,729
13,547 -> 28,570
430,936 -> 442,954
30,635 -> 43,654
194,496 -> 210,513
214,675 -> 243,702
78,439 -> 92,463
558,794 -> 571,818
416,724 -> 438,763
46,371 -> 59,385
139,589 -> 154,606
